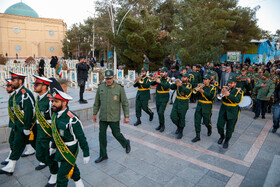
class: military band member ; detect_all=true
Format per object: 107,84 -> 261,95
33,75 -> 59,186
150,67 -> 170,132
0,72 -> 36,175
133,67 -> 154,126
1,79 -> 15,166
93,70 -> 131,163
50,88 -> 89,187
252,69 -> 263,112
170,73 -> 192,139
217,76 -> 243,149
192,74 -> 217,142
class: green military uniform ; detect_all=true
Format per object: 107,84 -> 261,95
150,67 -> 170,132
133,67 -> 153,125
51,107 -> 89,187
8,92 -> 15,153
10,85 -> 35,160
194,83 -> 216,133
35,91 -> 58,175
170,73 -> 192,139
268,70 -> 279,113
143,56 -> 149,70
189,71 -> 199,103
217,76 -> 243,148
93,77 -> 130,158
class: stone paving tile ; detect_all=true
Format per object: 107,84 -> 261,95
206,170 -> 230,183
164,176 -> 196,187
2,178 -> 22,187
130,176 -> 162,187
113,168 -> 143,186
196,174 -> 227,187
146,168 -> 175,185
176,166 -> 207,184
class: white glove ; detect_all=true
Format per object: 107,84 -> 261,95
23,130 -> 31,136
49,148 -> 56,156
83,156 -> 90,164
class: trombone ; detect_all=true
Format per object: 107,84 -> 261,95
192,84 -> 205,94
217,86 -> 230,100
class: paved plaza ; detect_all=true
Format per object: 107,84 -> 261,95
0,89 -> 279,186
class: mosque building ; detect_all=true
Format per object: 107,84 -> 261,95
0,2 -> 66,58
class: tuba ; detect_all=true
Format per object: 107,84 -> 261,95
192,84 -> 205,94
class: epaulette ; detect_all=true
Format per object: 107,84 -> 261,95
67,111 -> 75,118
21,89 -> 26,94
47,94 -> 52,98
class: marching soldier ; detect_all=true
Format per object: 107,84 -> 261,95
33,75 -> 58,187
50,88 -> 89,187
0,72 -> 36,175
217,76 -> 243,149
133,67 -> 154,126
150,67 -> 170,132
93,70 -> 131,163
192,74 -> 217,142
189,66 -> 199,103
178,66 -> 187,80
170,73 -> 192,139
1,79 -> 15,166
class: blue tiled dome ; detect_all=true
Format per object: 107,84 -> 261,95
4,2 -> 39,18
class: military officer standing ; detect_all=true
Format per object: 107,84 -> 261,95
170,73 -> 192,139
1,79 -> 15,166
268,68 -> 279,113
133,67 -> 154,126
93,70 -> 131,163
192,74 -> 217,143
0,72 -> 36,175
33,75 -> 59,187
150,67 -> 170,132
50,88 -> 89,187
253,72 -> 275,119
217,76 -> 243,149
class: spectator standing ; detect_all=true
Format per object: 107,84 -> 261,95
76,56 -> 90,104
272,81 -> 280,133
164,53 -> 172,70
220,66 -> 234,89
143,54 -> 150,71
38,58 -> 45,76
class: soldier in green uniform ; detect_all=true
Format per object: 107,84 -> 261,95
32,75 -> 58,187
0,72 -> 36,175
253,72 -> 275,119
189,66 -> 199,103
170,73 -> 192,139
237,68 -> 252,95
192,74 -> 217,142
50,88 -> 89,187
150,67 -> 170,132
178,66 -> 187,80
268,68 -> 279,113
1,79 -> 15,166
217,76 -> 243,149
252,69 -> 263,112
93,70 -> 131,163
133,67 -> 154,126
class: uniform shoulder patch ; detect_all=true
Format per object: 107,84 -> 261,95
21,89 -> 26,94
67,111 -> 75,118
47,94 -> 52,98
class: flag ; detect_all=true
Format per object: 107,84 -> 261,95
56,61 -> 62,77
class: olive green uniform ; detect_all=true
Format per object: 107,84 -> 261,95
237,76 -> 252,95
8,93 -> 15,152
194,85 -> 217,132
52,108 -> 89,187
133,77 -> 152,118
217,88 -> 243,139
35,92 -> 58,175
268,74 -> 279,112
10,86 -> 35,160
150,77 -> 170,125
189,71 -> 199,102
170,82 -> 192,128
93,81 -> 129,158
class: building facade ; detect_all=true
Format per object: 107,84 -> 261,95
0,2 -> 66,58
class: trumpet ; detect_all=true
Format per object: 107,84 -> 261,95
149,75 -> 162,82
135,76 -> 145,84
169,77 -> 176,84
217,86 -> 230,100
193,84 -> 205,94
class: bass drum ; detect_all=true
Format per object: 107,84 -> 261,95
239,96 -> 252,109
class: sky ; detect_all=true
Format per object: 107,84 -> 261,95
0,0 -> 279,34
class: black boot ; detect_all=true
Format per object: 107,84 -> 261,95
175,127 -> 179,134
176,127 -> 183,139
159,124 -> 165,132
272,127 -> 277,133
217,134 -> 224,144
192,132 -> 200,142
155,123 -> 161,131
223,138 -> 230,149
268,106 -> 271,113
134,118 -> 141,126
207,127 -> 212,136
149,112 -> 154,121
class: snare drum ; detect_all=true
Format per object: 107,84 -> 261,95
239,96 -> 253,109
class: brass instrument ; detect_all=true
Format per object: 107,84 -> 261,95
135,76 -> 145,84
169,77 -> 176,84
217,86 -> 230,100
192,84 -> 205,94
149,75 -> 162,82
